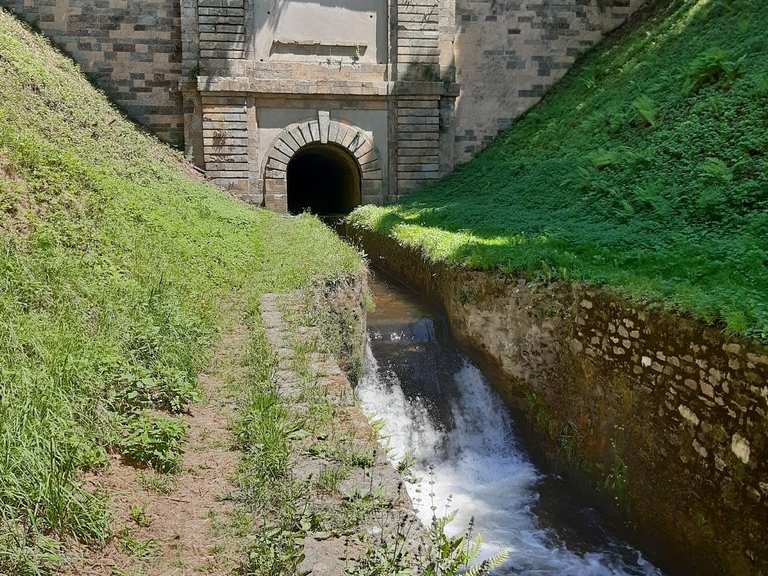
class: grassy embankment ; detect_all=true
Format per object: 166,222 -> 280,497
0,10 -> 360,574
349,0 -> 768,341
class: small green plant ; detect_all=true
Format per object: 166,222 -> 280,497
684,48 -> 743,95
698,157 -> 733,183
119,529 -> 158,560
348,514 -> 509,576
129,504 -> 151,528
396,452 -> 417,479
238,525 -> 305,576
588,149 -> 619,170
315,465 -> 349,495
117,413 -> 186,473
753,74 -> 768,98
604,440 -> 628,506
111,367 -> 199,415
137,471 -> 177,495
632,95 -> 659,128
307,438 -> 374,468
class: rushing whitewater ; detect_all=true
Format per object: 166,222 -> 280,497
358,275 -> 663,576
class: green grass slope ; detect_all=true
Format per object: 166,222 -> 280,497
350,0 -> 768,340
0,10 -> 359,574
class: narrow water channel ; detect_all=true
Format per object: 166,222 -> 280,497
358,272 -> 664,576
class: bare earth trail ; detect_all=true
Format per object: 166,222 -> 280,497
62,312 -> 249,576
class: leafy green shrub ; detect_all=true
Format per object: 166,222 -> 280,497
698,157 -> 733,183
117,414 -> 186,473
349,513 -> 509,576
684,48 -> 743,95
110,366 -> 199,415
238,525 -> 305,576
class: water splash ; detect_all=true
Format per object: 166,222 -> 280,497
358,341 -> 662,576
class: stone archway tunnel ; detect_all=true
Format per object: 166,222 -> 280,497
287,143 -> 361,216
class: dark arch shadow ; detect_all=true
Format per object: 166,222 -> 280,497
287,143 -> 362,216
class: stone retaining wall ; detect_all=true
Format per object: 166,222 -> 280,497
260,278 -> 422,575
452,0 -> 647,163
0,0 -> 185,147
346,224 -> 768,576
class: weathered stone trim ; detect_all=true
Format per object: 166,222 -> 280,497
263,115 -> 384,212
396,0 -> 441,80
395,95 -> 443,193
201,92 -> 249,193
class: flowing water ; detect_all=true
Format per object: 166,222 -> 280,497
357,273 -> 664,576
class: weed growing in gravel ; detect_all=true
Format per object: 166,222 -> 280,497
137,472 -> 177,495
129,505 -> 151,528
118,528 -> 159,560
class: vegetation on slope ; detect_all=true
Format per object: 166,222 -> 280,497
350,0 -> 768,340
0,10 -> 359,574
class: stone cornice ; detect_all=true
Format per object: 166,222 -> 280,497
196,76 -> 459,98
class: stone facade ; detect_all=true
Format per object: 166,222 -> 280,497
349,225 -> 768,576
0,0 -> 185,147
452,0 -> 646,162
2,0 -> 646,207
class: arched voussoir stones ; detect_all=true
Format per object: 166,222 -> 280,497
263,113 -> 384,212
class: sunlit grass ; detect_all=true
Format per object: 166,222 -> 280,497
0,10 -> 360,575
349,0 -> 768,340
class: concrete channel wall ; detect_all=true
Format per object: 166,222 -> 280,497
346,224 -> 768,576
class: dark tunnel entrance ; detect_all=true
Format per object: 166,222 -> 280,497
287,143 -> 362,216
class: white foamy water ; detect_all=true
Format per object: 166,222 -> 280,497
358,341 -> 663,576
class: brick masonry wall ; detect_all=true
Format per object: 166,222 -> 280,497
349,225 -> 768,576
197,0 -> 246,60
452,0 -> 646,163
395,96 -> 442,192
0,0 -> 185,147
397,0 -> 441,81
200,92 -> 250,193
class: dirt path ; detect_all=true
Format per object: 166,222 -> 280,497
62,314 -> 249,576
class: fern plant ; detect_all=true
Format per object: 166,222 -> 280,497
632,95 -> 659,128
684,48 -> 744,95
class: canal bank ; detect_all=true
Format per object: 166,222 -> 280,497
361,272 -> 664,575
344,223 -> 768,576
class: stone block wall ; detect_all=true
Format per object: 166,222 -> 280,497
200,92 -> 250,193
396,0 -> 441,81
451,0 -> 646,163
349,225 -> 768,576
0,0 -> 185,147
395,96 -> 442,192
1,0 -> 651,202
197,0 -> 246,60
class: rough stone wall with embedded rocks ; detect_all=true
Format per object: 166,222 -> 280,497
347,224 -> 768,576
0,0 -> 185,147
451,0 -> 647,163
